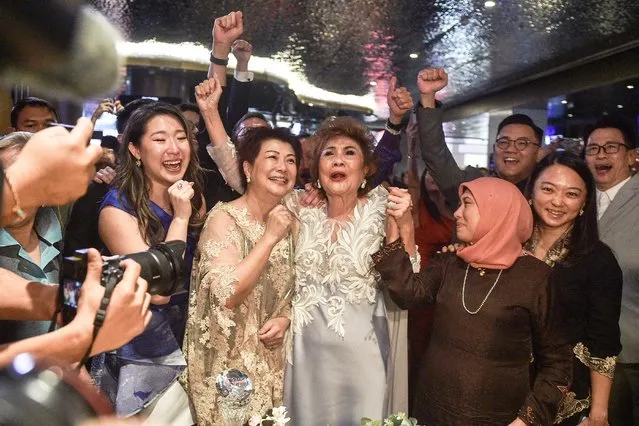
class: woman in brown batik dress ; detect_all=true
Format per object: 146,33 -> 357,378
373,177 -> 573,425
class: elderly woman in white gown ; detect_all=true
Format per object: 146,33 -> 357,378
283,117 -> 419,425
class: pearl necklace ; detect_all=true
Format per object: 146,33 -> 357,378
461,264 -> 503,315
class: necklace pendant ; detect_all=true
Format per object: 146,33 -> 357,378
462,264 -> 503,315
478,268 -> 485,277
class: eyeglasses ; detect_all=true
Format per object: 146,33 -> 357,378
585,142 -> 629,156
495,137 -> 540,151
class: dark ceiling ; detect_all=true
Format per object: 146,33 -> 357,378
90,0 -> 639,106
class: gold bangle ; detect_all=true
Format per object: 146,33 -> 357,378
3,170 -> 26,220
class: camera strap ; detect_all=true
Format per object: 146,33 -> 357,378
48,301 -> 63,333
48,251 -> 68,333
77,274 -> 119,370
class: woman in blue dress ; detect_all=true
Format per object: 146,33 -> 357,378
92,102 -> 205,418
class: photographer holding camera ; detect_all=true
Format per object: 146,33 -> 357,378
0,247 -> 151,368
0,118 -> 153,367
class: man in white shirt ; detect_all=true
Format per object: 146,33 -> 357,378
585,116 -> 639,425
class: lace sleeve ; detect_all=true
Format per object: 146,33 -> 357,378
190,206 -> 244,341
206,137 -> 244,194
184,206 -> 247,421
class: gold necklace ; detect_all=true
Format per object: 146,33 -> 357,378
526,224 -> 571,267
461,264 -> 503,315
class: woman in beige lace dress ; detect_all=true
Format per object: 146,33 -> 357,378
183,126 -> 301,425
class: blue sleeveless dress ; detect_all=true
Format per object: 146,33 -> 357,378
90,188 -> 195,416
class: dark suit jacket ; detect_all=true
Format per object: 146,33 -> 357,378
417,105 -> 527,210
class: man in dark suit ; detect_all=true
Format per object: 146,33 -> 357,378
413,68 -> 544,209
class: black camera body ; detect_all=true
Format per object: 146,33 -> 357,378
59,241 -> 186,325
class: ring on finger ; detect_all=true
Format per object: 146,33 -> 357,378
387,201 -> 397,208
177,182 -> 183,190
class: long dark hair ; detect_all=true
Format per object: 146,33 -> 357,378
526,151 -> 599,265
116,102 -> 204,246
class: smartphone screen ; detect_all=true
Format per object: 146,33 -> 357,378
60,278 -> 82,325
62,278 -> 82,308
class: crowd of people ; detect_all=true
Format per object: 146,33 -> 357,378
0,8 -> 637,426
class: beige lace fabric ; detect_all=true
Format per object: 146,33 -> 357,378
206,136 -> 244,194
183,203 -> 294,425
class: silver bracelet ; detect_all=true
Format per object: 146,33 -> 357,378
384,123 -> 401,136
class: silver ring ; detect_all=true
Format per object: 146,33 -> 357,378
177,182 -> 183,190
387,201 -> 397,208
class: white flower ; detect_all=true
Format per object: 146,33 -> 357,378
271,406 -> 291,425
248,414 -> 263,426
362,412 -> 418,426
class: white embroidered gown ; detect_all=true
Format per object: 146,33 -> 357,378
284,186 -> 411,425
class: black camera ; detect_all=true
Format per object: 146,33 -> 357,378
59,241 -> 186,325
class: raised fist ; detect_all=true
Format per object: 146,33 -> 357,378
213,11 -> 244,47
231,39 -> 253,68
195,74 -> 223,113
168,180 -> 195,220
264,205 -> 292,244
417,68 -> 448,95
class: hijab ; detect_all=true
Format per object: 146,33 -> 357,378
456,177 -> 533,269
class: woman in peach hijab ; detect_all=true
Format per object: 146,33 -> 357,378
373,177 -> 573,425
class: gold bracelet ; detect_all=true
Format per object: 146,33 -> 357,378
3,170 -> 26,220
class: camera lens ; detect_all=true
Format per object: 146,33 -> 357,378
125,240 -> 186,296
0,354 -> 106,425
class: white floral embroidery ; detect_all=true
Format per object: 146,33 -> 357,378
292,186 -> 388,338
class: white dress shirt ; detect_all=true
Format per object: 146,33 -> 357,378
596,176 -> 631,220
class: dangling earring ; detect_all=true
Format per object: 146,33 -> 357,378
528,199 -> 533,206
316,179 -> 321,189
136,158 -> 141,167
579,209 -> 584,216
360,179 -> 366,189
246,175 -> 251,184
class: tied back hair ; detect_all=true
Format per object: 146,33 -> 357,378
116,102 -> 204,246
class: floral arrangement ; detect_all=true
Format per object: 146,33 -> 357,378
249,406 -> 291,426
361,412 -> 419,426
